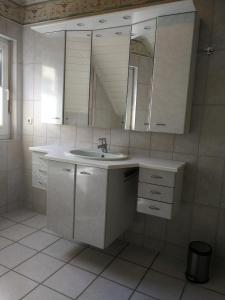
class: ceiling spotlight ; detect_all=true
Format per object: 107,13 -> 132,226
115,32 -> 122,35
77,23 -> 85,27
123,15 -> 131,20
99,19 -> 107,23
144,25 -> 151,30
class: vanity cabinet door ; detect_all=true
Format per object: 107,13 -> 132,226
47,161 -> 75,239
40,31 -> 65,124
150,12 -> 198,134
74,166 -> 107,248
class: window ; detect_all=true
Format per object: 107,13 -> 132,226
0,37 -> 10,138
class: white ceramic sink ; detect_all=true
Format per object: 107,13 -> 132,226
65,149 -> 128,161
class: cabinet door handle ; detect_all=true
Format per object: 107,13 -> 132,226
149,205 -> 160,211
80,171 -> 91,175
150,190 -> 161,195
144,122 -> 149,125
39,169 -> 47,173
151,175 -> 163,179
156,123 -> 166,126
63,168 -> 71,172
38,181 -> 43,185
52,117 -> 60,120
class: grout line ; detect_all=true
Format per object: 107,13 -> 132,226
1,210 -> 225,299
148,268 -> 185,283
179,281 -> 187,300
128,251 -> 160,299
72,241 -> 130,300
18,241 -> 89,299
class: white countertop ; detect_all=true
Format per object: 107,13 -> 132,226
29,145 -> 185,172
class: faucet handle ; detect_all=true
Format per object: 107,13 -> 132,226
98,137 -> 107,144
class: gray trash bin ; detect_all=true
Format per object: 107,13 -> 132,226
185,241 -> 212,284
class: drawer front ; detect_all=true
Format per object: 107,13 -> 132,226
32,152 -> 47,170
138,182 -> 174,203
32,174 -> 47,190
137,198 -> 173,219
32,161 -> 48,191
139,168 -> 175,187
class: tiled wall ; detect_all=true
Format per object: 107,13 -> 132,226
22,0 -> 225,258
0,17 -> 24,212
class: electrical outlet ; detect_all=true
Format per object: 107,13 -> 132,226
27,117 -> 33,125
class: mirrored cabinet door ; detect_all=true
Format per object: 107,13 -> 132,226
64,31 -> 92,126
125,19 -> 156,131
90,26 -> 131,128
150,12 -> 197,134
41,31 -> 65,124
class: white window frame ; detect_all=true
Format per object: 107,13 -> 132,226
0,37 -> 10,138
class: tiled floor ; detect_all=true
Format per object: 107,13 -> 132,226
0,209 -> 224,300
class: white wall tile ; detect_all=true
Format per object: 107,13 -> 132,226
33,101 -> 46,138
23,101 -> 34,136
216,210 -> 225,257
0,142 -> 8,171
199,106 -> 225,157
191,205 -> 218,245
151,133 -> 174,152
195,156 -> 224,207
110,129 -> 130,147
129,132 -> 151,150
23,64 -> 34,101
60,125 -> 76,146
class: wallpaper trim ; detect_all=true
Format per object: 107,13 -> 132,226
0,0 -> 23,23
1,0 -> 177,25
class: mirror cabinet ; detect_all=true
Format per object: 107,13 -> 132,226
90,26 -> 131,129
40,12 -> 198,134
64,31 -> 92,126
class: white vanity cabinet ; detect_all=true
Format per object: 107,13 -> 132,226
150,12 -> 199,134
74,165 -> 138,248
137,167 -> 184,219
47,160 -> 76,239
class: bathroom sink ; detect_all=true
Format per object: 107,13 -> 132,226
65,149 -> 128,161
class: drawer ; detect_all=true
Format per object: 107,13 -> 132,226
32,174 -> 47,190
138,182 -> 174,203
139,168 -> 175,187
32,152 -> 47,170
137,198 -> 174,219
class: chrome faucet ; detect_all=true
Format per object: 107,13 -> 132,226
97,138 -> 108,153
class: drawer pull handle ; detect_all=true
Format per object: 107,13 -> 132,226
39,169 -> 47,173
156,123 -> 166,126
39,157 -> 44,160
150,190 -> 161,195
144,122 -> 149,125
52,117 -> 60,120
149,205 -> 160,211
151,175 -> 163,179
80,171 -> 91,175
63,168 -> 71,172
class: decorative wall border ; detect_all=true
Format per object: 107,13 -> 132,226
1,0 -> 178,25
0,0 -> 23,23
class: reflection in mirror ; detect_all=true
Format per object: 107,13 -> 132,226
64,31 -> 92,126
126,19 -> 156,131
41,31 -> 65,124
90,26 -> 131,128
